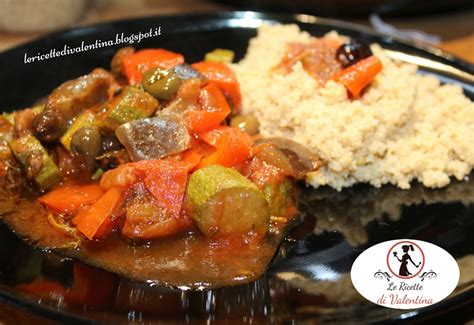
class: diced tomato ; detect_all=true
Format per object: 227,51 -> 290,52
100,165 -> 137,190
122,49 -> 184,85
38,184 -> 104,214
191,61 -> 241,109
186,82 -> 231,133
143,160 -> 189,218
198,126 -> 252,168
72,187 -> 124,240
333,55 -> 383,98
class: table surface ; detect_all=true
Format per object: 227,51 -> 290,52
0,0 -> 473,323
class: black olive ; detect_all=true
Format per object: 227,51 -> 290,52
336,39 -> 373,68
32,110 -> 66,142
101,131 -> 122,153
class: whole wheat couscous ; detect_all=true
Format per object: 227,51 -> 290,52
232,24 -> 474,190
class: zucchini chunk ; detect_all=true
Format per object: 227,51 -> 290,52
186,165 -> 269,237
100,86 -> 158,130
10,134 -> 61,190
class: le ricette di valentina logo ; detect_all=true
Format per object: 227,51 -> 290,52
351,239 -> 460,309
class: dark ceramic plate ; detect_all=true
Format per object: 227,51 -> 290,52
0,12 -> 473,324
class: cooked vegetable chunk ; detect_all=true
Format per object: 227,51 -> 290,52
333,55 -> 382,97
60,110 -> 96,151
122,49 -> 184,85
38,184 -> 104,214
172,64 -> 205,81
122,161 -> 190,240
70,126 -> 103,171
34,68 -> 117,141
255,137 -> 321,179
111,47 -> 135,76
100,86 -> 158,130
192,61 -> 241,110
72,186 -> 124,240
186,165 -> 269,237
262,179 -> 296,219
115,115 -> 191,161
204,49 -> 235,63
10,134 -> 61,190
142,67 -> 182,100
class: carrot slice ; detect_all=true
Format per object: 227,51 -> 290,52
122,49 -> 184,85
72,187 -> 124,240
38,184 -> 104,214
333,55 -> 383,97
192,61 -> 241,109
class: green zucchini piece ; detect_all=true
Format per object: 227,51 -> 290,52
60,110 -> 96,151
10,134 -> 61,190
100,86 -> 158,130
262,179 -> 295,218
204,49 -> 235,63
186,165 -> 269,237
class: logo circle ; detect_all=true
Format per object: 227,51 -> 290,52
386,240 -> 425,279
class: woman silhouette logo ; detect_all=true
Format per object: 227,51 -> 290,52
387,241 -> 425,279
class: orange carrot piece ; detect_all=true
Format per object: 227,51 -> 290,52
38,184 -> 104,214
72,187 -> 124,240
333,55 -> 383,97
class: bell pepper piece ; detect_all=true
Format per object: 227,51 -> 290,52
185,82 -> 231,133
198,126 -> 252,168
38,184 -> 104,215
333,55 -> 383,98
72,186 -> 124,240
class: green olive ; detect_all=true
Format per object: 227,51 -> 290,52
71,126 -> 102,171
142,67 -> 182,100
230,114 -> 260,135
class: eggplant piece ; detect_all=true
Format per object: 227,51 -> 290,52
186,165 -> 269,237
13,104 -> 44,138
115,114 -> 190,162
34,68 -> 118,142
255,137 -> 321,179
172,64 -> 205,81
100,86 -> 158,131
9,134 -> 61,190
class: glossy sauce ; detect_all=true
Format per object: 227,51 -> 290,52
0,193 -> 293,289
